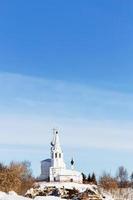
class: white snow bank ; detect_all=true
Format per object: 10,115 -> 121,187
0,192 -> 6,198
8,191 -> 17,196
0,192 -> 66,200
0,191 -> 30,200
35,197 -> 65,200
0,192 -> 114,200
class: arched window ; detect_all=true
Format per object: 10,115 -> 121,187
59,153 -> 61,158
55,153 -> 57,158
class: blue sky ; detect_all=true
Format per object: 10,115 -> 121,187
0,0 -> 133,177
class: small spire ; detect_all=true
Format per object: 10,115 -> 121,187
71,158 -> 74,165
51,128 -> 62,152
54,130 -> 61,150
51,128 -> 56,147
71,158 -> 74,170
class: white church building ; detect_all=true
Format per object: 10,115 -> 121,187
40,130 -> 83,183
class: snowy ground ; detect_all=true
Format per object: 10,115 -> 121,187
0,192 -> 64,200
0,191 -> 113,200
109,188 -> 133,200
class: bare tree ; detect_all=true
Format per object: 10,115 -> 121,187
99,172 -> 118,191
0,161 -> 34,194
116,166 -> 128,188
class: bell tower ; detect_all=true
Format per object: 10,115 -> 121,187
51,129 -> 66,169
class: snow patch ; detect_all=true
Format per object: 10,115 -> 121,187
34,197 -> 65,200
0,193 -> 66,200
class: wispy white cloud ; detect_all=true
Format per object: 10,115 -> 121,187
1,72 -> 133,118
0,72 -> 133,151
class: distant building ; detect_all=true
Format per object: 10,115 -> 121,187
40,130 -> 83,183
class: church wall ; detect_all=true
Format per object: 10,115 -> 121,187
40,160 -> 51,180
49,167 -> 83,183
59,175 -> 82,183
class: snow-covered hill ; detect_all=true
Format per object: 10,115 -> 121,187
0,181 -> 114,200
26,182 -> 113,200
1,182 -> 133,199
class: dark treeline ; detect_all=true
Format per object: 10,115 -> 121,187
82,166 -> 133,191
81,172 -> 97,185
